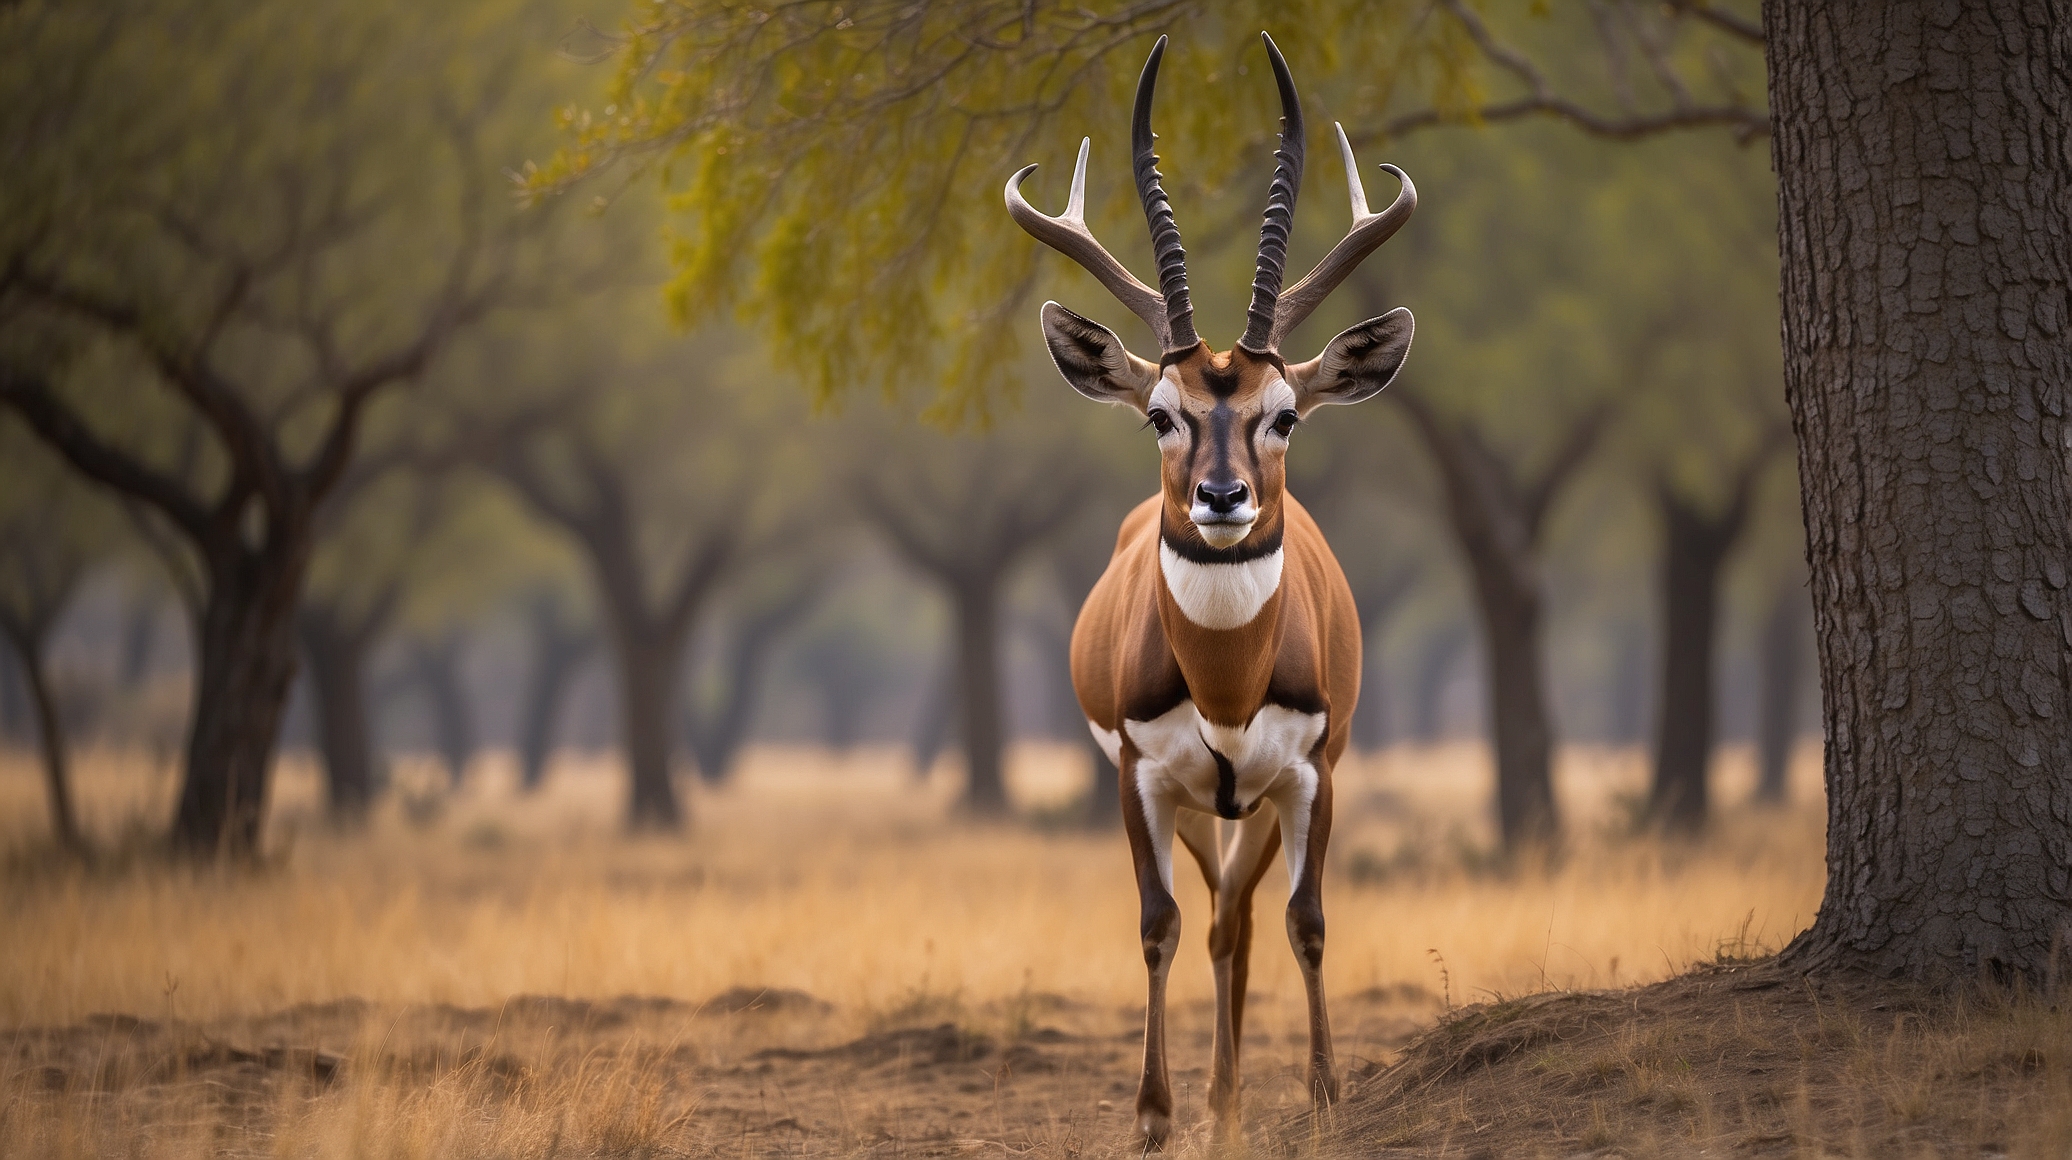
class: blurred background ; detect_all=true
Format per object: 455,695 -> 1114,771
0,0 -> 1801,857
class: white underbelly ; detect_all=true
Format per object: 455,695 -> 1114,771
1102,699 -> 1326,818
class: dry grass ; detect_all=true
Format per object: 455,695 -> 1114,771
5,739 -> 2051,1157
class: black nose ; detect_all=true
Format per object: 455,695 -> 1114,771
1195,479 -> 1250,515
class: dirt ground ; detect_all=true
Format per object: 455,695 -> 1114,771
8,967 -> 2067,1157
3,982 -> 1440,1156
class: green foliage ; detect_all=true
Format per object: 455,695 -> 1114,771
531,0 -> 1484,421
535,1 -> 1766,423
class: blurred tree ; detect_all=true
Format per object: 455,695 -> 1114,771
301,465 -> 548,816
857,423 -> 1092,815
1766,2 -> 2072,982
1393,387 -> 1613,846
405,629 -> 479,789
0,430 -> 122,850
908,657 -> 959,781
472,280 -> 808,829
1644,442 -> 1778,831
0,0 -> 560,855
297,472 -> 434,819
682,563 -> 825,784
513,584 -> 596,792
787,619 -> 897,754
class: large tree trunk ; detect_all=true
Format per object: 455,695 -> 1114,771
172,549 -> 306,856
610,626 -> 683,830
1768,0 -> 2072,982
0,622 -> 79,849
1647,483 -> 1752,833
1470,560 -> 1559,847
516,597 -> 591,793
951,576 -> 1008,815
1753,574 -> 1806,806
297,606 -> 381,820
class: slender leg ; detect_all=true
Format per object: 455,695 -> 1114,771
1121,749 -> 1181,1147
1206,808 -> 1281,1140
1273,764 -> 1338,1110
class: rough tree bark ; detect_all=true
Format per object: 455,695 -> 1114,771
1647,452 -> 1769,832
1768,0 -> 2072,982
1753,572 -> 1807,806
1396,393 -> 1614,850
515,591 -> 593,792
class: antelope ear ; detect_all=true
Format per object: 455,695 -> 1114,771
1040,301 -> 1160,411
1285,309 -> 1413,414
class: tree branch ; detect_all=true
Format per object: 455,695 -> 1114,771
0,366 -> 216,542
1369,0 -> 1768,145
1522,401 -> 1618,539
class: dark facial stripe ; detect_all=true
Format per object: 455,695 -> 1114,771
1242,411 -> 1263,476
1179,409 -> 1203,478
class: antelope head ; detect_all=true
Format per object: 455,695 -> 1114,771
1007,34 -> 1415,557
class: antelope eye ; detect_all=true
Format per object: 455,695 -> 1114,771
1271,409 -> 1299,437
1146,408 -> 1176,436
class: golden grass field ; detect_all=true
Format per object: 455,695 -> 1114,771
2,741 -> 2064,1157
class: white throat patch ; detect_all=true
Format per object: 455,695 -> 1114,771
1158,543 -> 1283,630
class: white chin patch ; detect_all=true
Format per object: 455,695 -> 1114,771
1158,542 -> 1284,629
1194,521 -> 1254,549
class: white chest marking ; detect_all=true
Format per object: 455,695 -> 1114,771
1158,544 -> 1283,630
1120,699 -> 1326,821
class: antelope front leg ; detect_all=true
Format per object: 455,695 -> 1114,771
1122,754 -> 1182,1147
1273,766 -> 1338,1110
1206,809 -> 1281,1140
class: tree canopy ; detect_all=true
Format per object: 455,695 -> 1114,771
532,1 -> 1764,419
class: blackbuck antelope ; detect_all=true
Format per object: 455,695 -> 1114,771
1004,33 -> 1415,1145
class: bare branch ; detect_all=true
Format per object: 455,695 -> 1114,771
1370,0 -> 1767,146
1668,0 -> 1763,45
0,365 -> 217,542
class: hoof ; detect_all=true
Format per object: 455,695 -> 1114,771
1134,1109 -> 1172,1151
